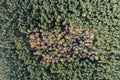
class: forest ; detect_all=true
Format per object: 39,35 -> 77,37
0,0 -> 120,80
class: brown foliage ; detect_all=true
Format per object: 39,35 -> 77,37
28,26 -> 98,64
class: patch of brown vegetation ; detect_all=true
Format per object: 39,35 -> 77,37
28,26 -> 98,64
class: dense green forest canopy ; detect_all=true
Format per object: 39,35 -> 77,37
0,0 -> 120,80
